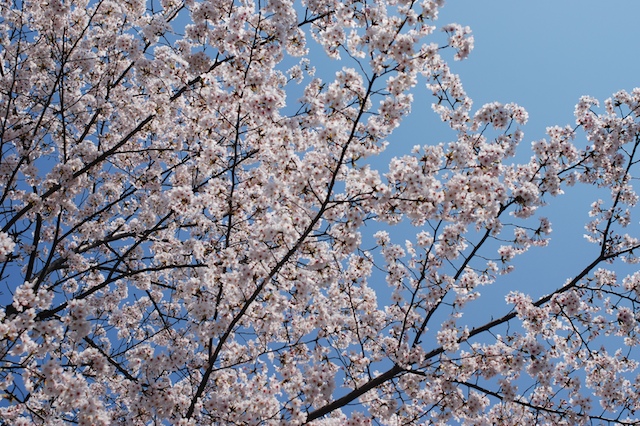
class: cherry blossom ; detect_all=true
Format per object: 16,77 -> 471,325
1,0 -> 640,424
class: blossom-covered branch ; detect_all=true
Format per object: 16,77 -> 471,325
1,0 -> 640,425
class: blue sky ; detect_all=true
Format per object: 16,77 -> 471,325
436,1 -> 640,128
384,1 -> 640,325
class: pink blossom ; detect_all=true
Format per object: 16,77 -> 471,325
0,0 -> 639,424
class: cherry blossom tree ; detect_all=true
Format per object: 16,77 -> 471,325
1,0 -> 640,424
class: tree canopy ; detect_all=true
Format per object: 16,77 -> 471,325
1,0 -> 640,424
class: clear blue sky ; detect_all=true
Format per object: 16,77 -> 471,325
385,1 -> 640,325
438,1 -> 640,127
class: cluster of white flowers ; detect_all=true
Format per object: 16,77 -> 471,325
0,232 -> 15,261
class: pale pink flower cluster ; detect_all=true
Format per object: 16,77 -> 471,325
0,231 -> 15,261
441,23 -> 474,60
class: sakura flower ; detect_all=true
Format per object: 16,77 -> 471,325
0,232 -> 15,261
